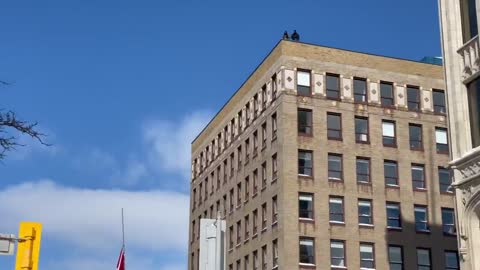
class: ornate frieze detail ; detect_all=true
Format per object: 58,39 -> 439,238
458,35 -> 480,83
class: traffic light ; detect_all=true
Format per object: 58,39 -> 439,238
15,222 -> 42,270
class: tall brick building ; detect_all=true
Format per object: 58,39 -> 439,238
188,40 -> 458,270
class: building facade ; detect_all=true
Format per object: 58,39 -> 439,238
439,0 -> 480,269
189,40 -> 458,270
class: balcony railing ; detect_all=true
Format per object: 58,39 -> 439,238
458,35 -> 480,83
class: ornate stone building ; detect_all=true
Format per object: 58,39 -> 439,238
439,0 -> 480,269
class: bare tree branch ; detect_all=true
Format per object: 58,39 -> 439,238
0,110 -> 50,160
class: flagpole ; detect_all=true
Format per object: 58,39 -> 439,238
121,208 -> 125,249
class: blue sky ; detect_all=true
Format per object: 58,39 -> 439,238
0,1 -> 441,269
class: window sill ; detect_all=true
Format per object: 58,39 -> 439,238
386,184 -> 400,189
299,263 -> 316,268
413,188 -> 428,192
271,177 -> 278,184
261,144 -> 267,151
331,266 -> 347,269
328,177 -> 343,182
236,205 -> 242,210
444,233 -> 457,237
228,248 -> 234,253
235,243 -> 241,248
298,174 -> 313,179
359,224 -> 374,228
272,135 -> 277,142
261,186 -> 267,192
252,192 -> 258,198
440,191 -> 455,196
357,181 -> 372,186
272,266 -> 279,270
300,218 -> 315,223
252,233 -> 258,239
330,221 -> 345,225
261,227 -> 267,233
272,221 -> 278,227
416,229 -> 431,234
244,238 -> 249,244
387,226 -> 402,231
244,198 -> 249,204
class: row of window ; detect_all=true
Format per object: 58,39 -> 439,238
298,150 -> 453,192
298,109 -> 449,153
298,238 -> 459,270
192,151 -> 278,211
298,194 -> 456,235
193,72 -> 279,179
295,70 -> 447,114
226,240 -> 278,270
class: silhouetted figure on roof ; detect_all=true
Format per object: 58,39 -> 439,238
291,30 -> 300,41
282,31 -> 289,40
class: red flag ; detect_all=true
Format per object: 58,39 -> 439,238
116,247 -> 125,270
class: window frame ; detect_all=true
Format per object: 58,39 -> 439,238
432,89 -> 447,114
298,108 -> 313,136
299,237 -> 316,265
388,245 -> 404,270
327,112 -> 343,140
359,242 -> 375,270
328,153 -> 343,182
296,69 -> 312,96
384,160 -> 399,187
326,73 -> 341,100
380,81 -> 395,107
355,116 -> 370,143
439,167 -> 453,194
442,207 -> 457,236
299,192 -> 314,221
353,77 -> 368,103
382,120 -> 397,147
330,240 -> 346,268
409,123 -> 423,151
414,205 -> 430,233
444,251 -> 459,270
407,85 -> 421,111
329,196 -> 345,224
298,150 -> 313,177
386,202 -> 402,230
435,127 -> 449,154
358,199 -> 374,226
412,164 -> 426,191
416,248 -> 432,270
271,113 -> 277,140
356,157 -> 371,184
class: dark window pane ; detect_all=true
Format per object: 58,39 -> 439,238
326,75 -> 340,99
358,200 -> 372,224
298,109 -> 312,135
355,117 -> 369,142
415,206 -> 429,232
381,82 -> 394,106
298,151 -> 312,176
442,208 -> 456,235
407,87 -> 420,110
327,113 -> 342,139
384,161 -> 398,186
433,90 -> 446,114
439,168 -> 453,193
409,124 -> 423,150
354,78 -> 367,102
412,165 -> 425,189
328,154 -> 342,180
445,252 -> 459,270
387,203 -> 401,228
329,198 -> 344,222
356,158 -> 370,183
299,194 -> 313,219
299,239 -> 315,264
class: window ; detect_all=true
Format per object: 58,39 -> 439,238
297,70 -> 311,96
231,119 -> 235,141
355,117 -> 369,143
224,126 -> 228,147
327,113 -> 342,140
409,124 -> 423,150
272,240 -> 278,267
216,166 -> 221,190
416,248 -> 431,270
299,238 -> 315,265
359,243 -> 375,270
384,160 -> 398,186
445,251 -> 459,270
244,215 -> 250,240
229,189 -> 234,213
461,0 -> 478,42
244,176 -> 250,201
254,94 -> 259,118
356,157 -> 371,184
261,203 -> 267,230
435,128 -> 449,153
253,250 -> 259,270
246,103 -> 251,126
329,197 -> 344,223
442,208 -> 456,235
414,205 -> 429,232
272,196 -> 278,224
326,74 -> 340,99
244,255 -> 249,270
382,120 -> 396,147
245,139 -> 250,163
433,90 -> 446,114
407,86 -> 420,111
199,183 -> 203,203
261,85 -> 267,111
192,188 -> 197,210
191,220 -> 196,241
412,164 -> 426,190
271,113 -> 277,139
236,260 -> 241,270
236,220 -> 242,244
261,245 -> 267,270
272,73 -> 278,100
358,199 -> 373,225
327,154 -> 343,181
386,202 -> 401,229
205,178 -> 209,200
237,183 -> 242,208
222,195 -> 227,217
381,81 -> 394,107
261,122 -> 267,149
388,246 -> 403,270
298,150 -> 313,177
272,154 -> 278,181
253,131 -> 258,155
354,78 -> 368,103
253,209 -> 258,235
229,225 -> 234,249
298,109 -> 312,135
467,78 -> 480,147
299,193 -> 314,220
237,146 -> 242,168
439,167 -> 453,193
223,160 -> 228,183
238,111 -> 243,131
261,162 -> 267,189
230,153 -> 235,178
330,240 -> 346,268
253,169 -> 258,194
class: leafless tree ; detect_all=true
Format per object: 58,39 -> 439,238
0,81 -> 49,159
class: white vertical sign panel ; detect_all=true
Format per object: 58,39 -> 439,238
199,219 -> 226,270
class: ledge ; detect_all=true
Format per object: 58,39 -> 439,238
450,146 -> 480,187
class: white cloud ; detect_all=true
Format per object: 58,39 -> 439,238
143,110 -> 213,178
0,180 -> 189,252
